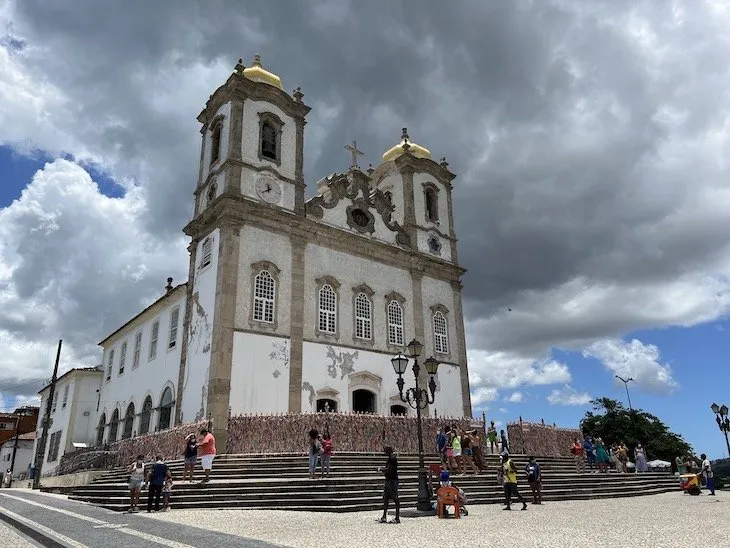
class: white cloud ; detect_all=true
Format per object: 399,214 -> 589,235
467,348 -> 572,392
583,338 -> 678,394
547,386 -> 592,406
471,387 -> 499,407
498,407 -> 508,413
506,391 -> 524,403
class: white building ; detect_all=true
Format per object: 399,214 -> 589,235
33,368 -> 103,475
85,54 -> 473,453
0,432 -> 35,479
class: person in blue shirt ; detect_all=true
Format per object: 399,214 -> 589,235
146,455 -> 171,513
584,436 -> 596,472
525,456 -> 542,505
436,427 -> 448,467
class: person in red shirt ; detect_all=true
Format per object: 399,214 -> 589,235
571,437 -> 585,473
198,427 -> 216,484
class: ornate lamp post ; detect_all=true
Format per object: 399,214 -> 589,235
391,339 -> 439,512
710,403 -> 730,457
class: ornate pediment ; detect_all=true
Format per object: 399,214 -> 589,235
305,172 -> 410,248
348,370 -> 383,390
316,387 -> 340,399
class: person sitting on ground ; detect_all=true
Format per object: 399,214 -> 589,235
438,470 -> 469,516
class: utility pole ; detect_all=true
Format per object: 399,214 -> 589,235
7,415 -> 21,487
615,375 -> 634,412
32,339 -> 62,490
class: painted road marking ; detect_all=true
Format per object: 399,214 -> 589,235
0,506 -> 89,548
0,493 -> 199,548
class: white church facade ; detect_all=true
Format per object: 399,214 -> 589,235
85,55 -> 472,452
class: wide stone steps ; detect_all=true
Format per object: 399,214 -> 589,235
65,452 -> 679,512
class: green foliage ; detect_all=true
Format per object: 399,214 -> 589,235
579,397 -> 693,461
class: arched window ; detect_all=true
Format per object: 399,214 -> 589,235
96,413 -> 106,447
261,122 -> 277,160
253,270 -> 276,323
139,396 -> 153,435
318,284 -> 337,334
354,293 -> 372,340
122,402 -> 135,439
108,409 -> 120,442
210,122 -> 222,164
157,387 -> 174,431
433,311 -> 449,354
387,300 -> 404,346
425,187 -> 439,222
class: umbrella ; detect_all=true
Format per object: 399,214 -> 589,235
647,459 -> 671,468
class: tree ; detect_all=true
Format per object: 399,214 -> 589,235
580,398 -> 692,461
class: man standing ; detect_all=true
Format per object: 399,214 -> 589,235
525,456 -> 542,505
502,451 -> 527,511
487,422 -> 498,454
146,456 -> 170,513
378,446 -> 400,524
198,427 -> 216,484
436,427 -> 447,467
701,453 -> 715,496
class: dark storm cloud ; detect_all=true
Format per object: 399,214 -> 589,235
4,0 -> 730,404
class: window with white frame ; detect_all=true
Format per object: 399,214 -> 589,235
149,321 -> 159,360
387,300 -> 404,346
253,270 -> 276,323
106,349 -> 114,381
354,293 -> 372,340
168,307 -> 180,349
119,340 -> 127,375
433,311 -> 449,354
201,237 -> 213,269
51,392 -> 58,414
132,331 -> 142,368
62,384 -> 69,408
318,284 -> 337,334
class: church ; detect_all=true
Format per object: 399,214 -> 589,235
39,55 -> 473,462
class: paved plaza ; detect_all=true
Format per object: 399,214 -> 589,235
1,488 -> 729,547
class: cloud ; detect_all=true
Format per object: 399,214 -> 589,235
506,392 -> 524,403
498,407 -> 508,413
583,338 -> 678,394
547,386 -> 592,406
471,387 -> 499,408
1,0 -> 730,408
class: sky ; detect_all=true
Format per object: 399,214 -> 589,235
1,0 -> 729,459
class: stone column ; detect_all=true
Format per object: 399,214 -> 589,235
225,98 -> 244,195
205,222 -> 241,453
288,234 -> 307,411
445,186 -> 459,264
451,280 -> 472,417
175,239 -> 198,425
294,117 -> 306,215
399,166 -> 418,249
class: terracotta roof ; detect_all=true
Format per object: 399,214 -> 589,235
18,432 -> 36,440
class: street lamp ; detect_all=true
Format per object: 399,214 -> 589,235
391,339 -> 439,512
615,375 -> 635,412
710,403 -> 730,457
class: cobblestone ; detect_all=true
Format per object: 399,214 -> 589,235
150,491 -> 730,548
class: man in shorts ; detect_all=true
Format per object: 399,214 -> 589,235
378,446 -> 400,524
198,427 -> 216,484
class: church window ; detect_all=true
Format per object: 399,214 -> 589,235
158,387 -> 174,431
96,413 -> 106,447
122,402 -> 135,440
201,237 -> 213,269
206,183 -> 217,206
62,384 -> 69,408
319,284 -> 337,334
428,235 -> 442,255
433,311 -> 449,354
355,293 -> 372,340
132,331 -> 142,369
149,321 -> 159,360
106,349 -> 114,382
352,209 -> 369,228
387,300 -> 404,346
139,396 -> 153,435
119,340 -> 127,375
424,185 -> 439,223
261,122 -> 277,160
210,121 -> 222,165
51,392 -> 57,414
168,307 -> 179,349
109,408 -> 120,442
253,270 -> 276,323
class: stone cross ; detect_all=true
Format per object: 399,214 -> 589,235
344,140 -> 364,169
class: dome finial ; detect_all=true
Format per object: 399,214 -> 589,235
401,127 -> 409,142
253,54 -> 262,67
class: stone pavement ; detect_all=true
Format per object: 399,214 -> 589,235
1,520 -> 40,547
0,488 -> 281,547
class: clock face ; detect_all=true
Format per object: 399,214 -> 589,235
255,176 -> 282,204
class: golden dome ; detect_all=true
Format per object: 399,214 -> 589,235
242,55 -> 284,90
382,128 -> 432,162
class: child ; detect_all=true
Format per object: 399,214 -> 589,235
162,476 -> 173,511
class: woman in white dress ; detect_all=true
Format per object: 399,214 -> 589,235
634,443 -> 649,473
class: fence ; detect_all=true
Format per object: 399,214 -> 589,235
506,421 -> 581,457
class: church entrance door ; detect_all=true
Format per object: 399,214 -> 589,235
316,399 -> 338,413
352,389 -> 376,414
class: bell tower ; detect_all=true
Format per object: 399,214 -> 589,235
192,55 -> 311,219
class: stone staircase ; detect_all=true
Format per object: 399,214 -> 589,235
66,452 -> 680,512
